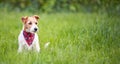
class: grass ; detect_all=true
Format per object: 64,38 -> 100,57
0,11 -> 119,64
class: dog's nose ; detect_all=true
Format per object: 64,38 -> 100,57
34,28 -> 38,31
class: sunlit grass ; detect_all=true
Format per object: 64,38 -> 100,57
0,12 -> 119,64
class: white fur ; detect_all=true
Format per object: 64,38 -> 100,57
26,22 -> 38,33
44,42 -> 50,48
18,30 -> 40,53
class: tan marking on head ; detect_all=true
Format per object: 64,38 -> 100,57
33,15 -> 40,20
21,16 -> 28,24
21,15 -> 39,32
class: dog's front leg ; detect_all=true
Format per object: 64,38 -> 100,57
35,42 -> 40,52
18,43 -> 23,53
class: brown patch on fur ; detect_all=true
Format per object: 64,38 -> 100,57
33,15 -> 40,20
21,15 -> 40,31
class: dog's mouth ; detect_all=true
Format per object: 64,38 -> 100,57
34,28 -> 38,32
30,30 -> 37,33
25,27 -> 38,33
33,30 -> 37,33
27,30 -> 37,33
33,28 -> 38,33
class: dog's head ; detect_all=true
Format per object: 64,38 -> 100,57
21,15 -> 39,33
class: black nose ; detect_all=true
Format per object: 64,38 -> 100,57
34,28 -> 38,31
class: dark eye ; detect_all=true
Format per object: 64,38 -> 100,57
35,22 -> 37,25
28,22 -> 32,25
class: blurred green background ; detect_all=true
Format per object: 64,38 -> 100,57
0,0 -> 120,14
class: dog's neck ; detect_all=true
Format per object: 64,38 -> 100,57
23,30 -> 34,35
23,31 -> 35,46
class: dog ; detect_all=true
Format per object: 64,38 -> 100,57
18,15 -> 40,53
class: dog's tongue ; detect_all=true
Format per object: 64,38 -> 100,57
23,31 -> 35,46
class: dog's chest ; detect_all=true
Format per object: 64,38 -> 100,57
19,31 -> 38,47
23,31 -> 35,46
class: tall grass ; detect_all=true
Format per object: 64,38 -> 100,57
0,12 -> 119,64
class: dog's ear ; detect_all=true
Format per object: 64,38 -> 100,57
21,16 -> 28,23
34,15 -> 39,20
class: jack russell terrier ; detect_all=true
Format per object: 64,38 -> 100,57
18,15 -> 40,53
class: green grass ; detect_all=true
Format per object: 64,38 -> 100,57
0,12 -> 119,64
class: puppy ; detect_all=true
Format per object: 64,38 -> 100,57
18,15 -> 40,53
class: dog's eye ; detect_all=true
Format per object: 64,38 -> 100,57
35,22 -> 37,25
28,22 -> 32,25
